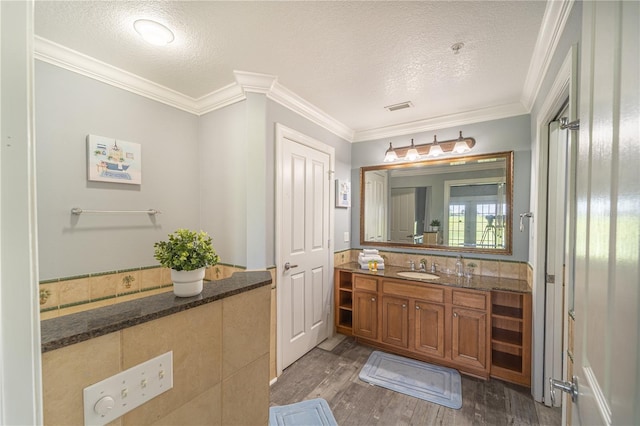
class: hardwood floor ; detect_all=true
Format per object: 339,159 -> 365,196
270,337 -> 561,425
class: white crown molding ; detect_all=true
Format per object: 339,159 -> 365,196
353,102 -> 528,142
33,36 -> 201,114
33,36 -> 353,140
268,81 -> 355,142
234,70 -> 277,94
520,0 -> 575,111
34,36 -> 535,145
195,82 -> 245,116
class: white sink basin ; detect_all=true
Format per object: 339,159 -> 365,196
396,271 -> 440,280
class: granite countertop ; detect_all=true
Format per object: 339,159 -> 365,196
336,262 -> 530,293
40,271 -> 272,353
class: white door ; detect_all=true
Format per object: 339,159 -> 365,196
276,124 -> 333,373
364,171 -> 387,242
390,188 -> 415,242
572,1 -> 640,424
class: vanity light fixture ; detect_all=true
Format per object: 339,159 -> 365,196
384,142 -> 399,162
453,131 -> 472,153
405,139 -> 420,161
134,19 -> 175,46
427,135 -> 444,157
381,132 -> 476,162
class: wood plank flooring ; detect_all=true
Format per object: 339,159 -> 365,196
270,337 -> 561,425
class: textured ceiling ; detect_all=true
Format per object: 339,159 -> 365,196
34,1 -> 547,135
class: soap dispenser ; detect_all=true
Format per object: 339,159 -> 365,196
455,255 -> 464,277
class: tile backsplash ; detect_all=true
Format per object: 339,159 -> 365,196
334,249 -> 529,282
39,263 -> 245,320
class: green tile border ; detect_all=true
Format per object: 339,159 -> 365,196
40,306 -> 58,313
91,295 -> 117,303
89,270 -> 117,277
39,278 -> 59,284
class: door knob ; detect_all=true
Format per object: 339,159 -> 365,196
284,262 -> 298,271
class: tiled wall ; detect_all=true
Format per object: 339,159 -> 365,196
42,284 -> 271,425
334,249 -> 530,281
39,263 -> 246,320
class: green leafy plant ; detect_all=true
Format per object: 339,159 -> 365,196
466,262 -> 478,268
154,229 -> 219,271
430,219 -> 441,227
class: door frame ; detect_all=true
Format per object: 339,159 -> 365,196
274,123 -> 335,376
531,45 -> 578,404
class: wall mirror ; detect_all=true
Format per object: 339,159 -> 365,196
360,151 -> 513,254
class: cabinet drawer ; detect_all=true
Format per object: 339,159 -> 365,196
354,275 -> 378,292
452,289 -> 487,310
382,280 -> 444,303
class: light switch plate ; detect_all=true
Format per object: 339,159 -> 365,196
83,351 -> 173,426
343,231 -> 350,242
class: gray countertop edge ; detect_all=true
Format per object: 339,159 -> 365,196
336,263 -> 530,293
40,271 -> 272,353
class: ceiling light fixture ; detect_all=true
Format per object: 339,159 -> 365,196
381,132 -> 476,163
427,135 -> 444,157
134,19 -> 175,46
384,142 -> 399,162
453,131 -> 471,153
405,139 -> 420,161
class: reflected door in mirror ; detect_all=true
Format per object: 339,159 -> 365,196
364,171 -> 387,242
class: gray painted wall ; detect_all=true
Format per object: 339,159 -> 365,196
36,61 -> 353,279
36,61 -> 200,279
351,114 -> 532,261
199,99 -> 248,267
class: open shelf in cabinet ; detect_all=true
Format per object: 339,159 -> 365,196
490,291 -> 531,386
335,270 -> 354,335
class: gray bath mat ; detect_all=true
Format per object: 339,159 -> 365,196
359,350 -> 462,409
269,398 -> 338,426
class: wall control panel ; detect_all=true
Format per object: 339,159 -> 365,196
83,351 -> 173,426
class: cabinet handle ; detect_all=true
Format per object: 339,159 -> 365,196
453,312 -> 458,317
371,297 -> 376,302
416,306 -> 421,310
402,304 -> 406,308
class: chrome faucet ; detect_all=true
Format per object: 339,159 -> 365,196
419,259 -> 427,272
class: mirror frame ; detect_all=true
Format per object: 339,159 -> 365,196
360,151 -> 513,254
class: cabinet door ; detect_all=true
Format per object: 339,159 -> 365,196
381,296 -> 409,348
414,301 -> 445,358
353,291 -> 378,340
451,307 -> 488,370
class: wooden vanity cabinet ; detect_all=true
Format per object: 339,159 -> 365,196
337,270 -> 530,384
414,300 -> 446,359
381,296 -> 409,348
352,275 -> 379,340
451,289 -> 489,371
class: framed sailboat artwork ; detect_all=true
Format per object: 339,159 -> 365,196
87,134 -> 142,185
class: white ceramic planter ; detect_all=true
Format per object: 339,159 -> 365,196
171,267 -> 205,297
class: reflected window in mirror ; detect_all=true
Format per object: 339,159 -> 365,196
360,151 -> 513,254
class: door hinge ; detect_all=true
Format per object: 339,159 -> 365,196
328,170 -> 335,180
546,273 -> 555,283
559,117 -> 580,131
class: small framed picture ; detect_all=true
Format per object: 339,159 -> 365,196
335,180 -> 351,208
87,134 -> 141,185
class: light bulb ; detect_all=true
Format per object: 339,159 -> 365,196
134,19 -> 175,46
405,139 -> 420,161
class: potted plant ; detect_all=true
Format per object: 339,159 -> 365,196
154,229 -> 219,297
429,219 -> 441,232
